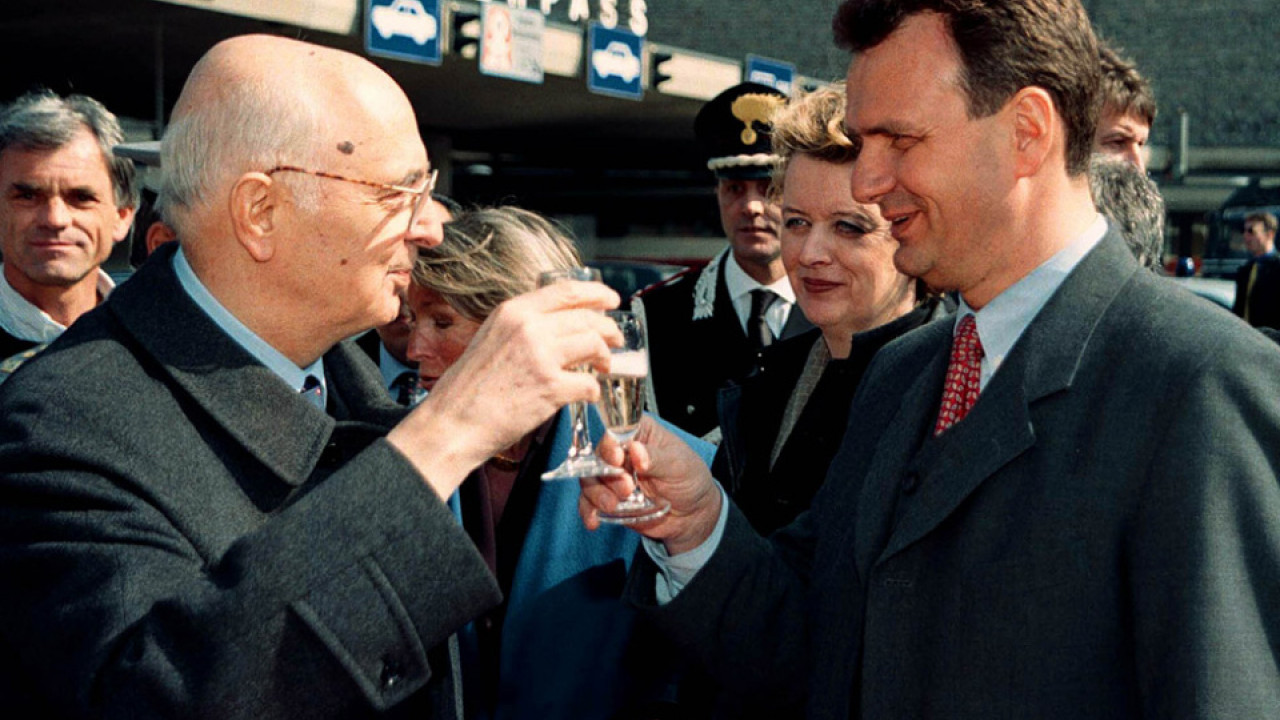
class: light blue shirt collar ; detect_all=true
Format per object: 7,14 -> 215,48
172,247 -> 327,408
955,214 -> 1108,390
378,344 -> 417,393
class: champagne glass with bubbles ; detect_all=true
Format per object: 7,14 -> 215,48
539,267 -> 627,480
595,310 -> 670,524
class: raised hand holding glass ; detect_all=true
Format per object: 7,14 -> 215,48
539,267 -> 627,480
594,310 -> 670,525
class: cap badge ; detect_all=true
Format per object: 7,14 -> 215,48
731,93 -> 785,145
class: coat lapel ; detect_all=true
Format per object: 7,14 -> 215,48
709,258 -> 752,353
107,244 -> 375,488
872,230 -> 1139,565
850,320 -> 952,576
878,363 -> 1036,562
715,381 -> 747,487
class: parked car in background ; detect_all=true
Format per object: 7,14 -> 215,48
1169,275 -> 1236,310
1201,180 -> 1280,279
587,259 -> 687,300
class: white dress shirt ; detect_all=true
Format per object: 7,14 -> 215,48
0,263 -> 114,344
723,253 -> 796,338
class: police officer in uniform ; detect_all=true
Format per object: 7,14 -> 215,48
633,82 -> 811,441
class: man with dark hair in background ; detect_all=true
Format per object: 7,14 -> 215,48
1095,39 -> 1156,172
582,1 -> 1280,717
0,90 -> 137,378
356,192 -> 463,405
1232,210 -> 1280,329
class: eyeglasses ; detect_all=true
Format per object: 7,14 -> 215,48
266,165 -> 439,234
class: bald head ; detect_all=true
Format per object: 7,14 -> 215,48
155,34 -> 438,366
160,35 -> 419,240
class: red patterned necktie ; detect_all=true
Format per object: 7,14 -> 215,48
934,314 -> 984,435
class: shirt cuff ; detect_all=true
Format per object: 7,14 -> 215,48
642,483 -> 730,604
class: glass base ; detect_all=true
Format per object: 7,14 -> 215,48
597,494 -> 671,525
541,456 -> 626,481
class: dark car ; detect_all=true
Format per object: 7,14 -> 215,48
1169,276 -> 1235,310
588,259 -> 687,300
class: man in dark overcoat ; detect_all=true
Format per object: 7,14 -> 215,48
0,34 -> 619,718
584,1 -> 1280,717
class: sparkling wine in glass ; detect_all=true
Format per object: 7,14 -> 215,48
595,311 -> 670,525
539,267 -> 627,480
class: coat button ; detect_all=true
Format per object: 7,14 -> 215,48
685,404 -> 696,416
319,441 -> 342,468
380,656 -> 404,690
901,472 -> 919,494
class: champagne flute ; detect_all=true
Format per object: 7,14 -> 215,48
539,267 -> 627,480
595,311 -> 671,525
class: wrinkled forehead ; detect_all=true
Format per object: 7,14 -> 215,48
0,128 -> 113,183
1099,108 -> 1150,135
321,87 -> 426,185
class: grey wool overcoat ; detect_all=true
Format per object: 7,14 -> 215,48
629,229 -> 1280,719
0,242 -> 501,719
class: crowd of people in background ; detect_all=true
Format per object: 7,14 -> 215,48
0,0 -> 1278,718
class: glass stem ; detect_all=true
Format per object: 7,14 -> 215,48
618,441 -> 649,506
567,401 -> 594,458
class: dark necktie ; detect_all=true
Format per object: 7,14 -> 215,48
934,314 -> 984,435
1245,261 -> 1259,323
748,289 -> 777,350
391,371 -> 418,406
300,374 -> 324,410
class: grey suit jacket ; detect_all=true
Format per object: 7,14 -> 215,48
630,230 -> 1280,719
0,244 -> 501,719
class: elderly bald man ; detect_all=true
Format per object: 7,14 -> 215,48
0,35 -> 619,718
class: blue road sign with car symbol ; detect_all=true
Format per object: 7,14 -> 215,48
366,0 -> 442,65
588,23 -> 643,101
745,54 -> 795,96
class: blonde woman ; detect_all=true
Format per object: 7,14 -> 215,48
405,206 -> 713,719
714,83 -> 949,535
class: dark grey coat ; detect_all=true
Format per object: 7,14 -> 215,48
0,243 -> 501,719
629,230 -> 1280,719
